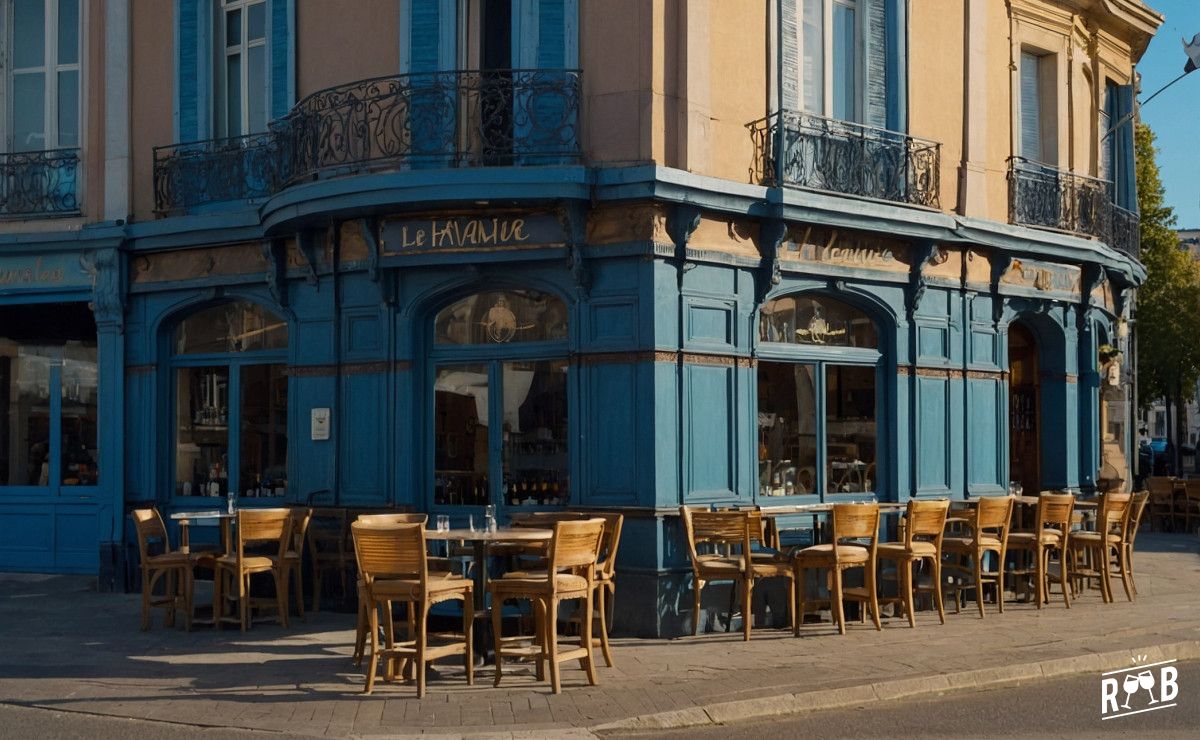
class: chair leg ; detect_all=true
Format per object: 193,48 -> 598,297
866,562 -> 881,631
353,591 -> 366,667
997,549 -> 1006,614
463,592 -> 474,686
534,597 -> 546,683
239,572 -> 249,632
831,568 -> 845,635
364,602 -> 379,694
787,575 -> 797,632
596,585 -> 614,668
292,566 -> 305,620
415,602 -> 428,699
1034,547 -> 1045,609
973,553 -> 986,619
213,566 -> 225,626
1118,545 -> 1135,602
548,597 -> 562,694
932,557 -> 946,625
274,571 -> 289,628
311,567 -> 322,614
901,560 -> 916,628
742,577 -> 753,641
692,576 -> 703,636
794,567 -> 806,636
140,569 -> 152,631
582,591 -> 599,686
1058,547 -> 1071,608
492,592 -> 505,688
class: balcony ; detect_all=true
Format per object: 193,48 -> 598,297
748,111 -> 941,209
1008,158 -> 1140,258
0,148 -> 80,219
153,68 -> 583,215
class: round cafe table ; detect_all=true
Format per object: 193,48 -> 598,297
425,527 -> 553,660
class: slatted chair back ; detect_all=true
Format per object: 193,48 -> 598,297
288,507 -> 313,554
682,508 -> 751,562
1128,491 -> 1149,545
132,508 -> 172,561
237,508 -> 292,561
548,518 -> 605,572
831,503 -> 879,565
351,522 -> 427,585
1097,492 -> 1132,537
1035,493 -> 1075,534
976,496 -> 1015,537
355,513 -> 427,525
1147,476 -> 1174,498
1185,479 -> 1200,503
904,499 -> 950,546
596,513 -> 625,580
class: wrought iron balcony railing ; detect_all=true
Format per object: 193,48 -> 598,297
1008,158 -> 1140,257
0,148 -> 80,218
154,69 -> 582,215
748,111 -> 941,209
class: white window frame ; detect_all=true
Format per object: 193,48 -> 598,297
2,0 -> 81,152
216,0 -> 268,138
793,0 -> 865,122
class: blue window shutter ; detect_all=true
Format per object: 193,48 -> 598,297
1020,52 -> 1042,162
175,0 -> 213,142
864,0 -> 887,128
409,0 -> 443,73
268,0 -> 295,119
780,0 -> 799,111
1114,84 -> 1137,211
537,0 -> 565,68
884,0 -> 906,132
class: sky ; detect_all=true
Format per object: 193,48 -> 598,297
1139,0 -> 1200,228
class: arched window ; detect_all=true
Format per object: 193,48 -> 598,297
430,289 -> 570,512
171,300 -> 289,500
756,294 -> 881,500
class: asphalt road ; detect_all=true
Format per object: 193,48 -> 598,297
626,661 -> 1200,739
0,704 -> 308,740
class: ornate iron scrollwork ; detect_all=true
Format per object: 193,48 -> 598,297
747,111 -> 941,209
1008,157 -> 1138,257
0,148 -> 81,218
154,69 -> 583,215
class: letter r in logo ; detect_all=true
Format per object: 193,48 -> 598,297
1101,677 -> 1120,714
1160,666 -> 1179,703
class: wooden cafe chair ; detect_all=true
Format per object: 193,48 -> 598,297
352,513 -> 427,667
793,502 -> 881,635
878,499 -> 950,627
1068,492 -> 1133,603
213,508 -> 292,631
352,520 -> 473,697
942,495 -> 1015,618
280,507 -> 312,620
1007,493 -> 1075,609
1123,491 -> 1150,597
131,508 -> 197,631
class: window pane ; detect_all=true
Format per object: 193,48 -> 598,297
434,364 -> 490,507
225,7 -> 242,47
226,52 -> 242,136
758,362 -> 818,497
247,1 -> 266,40
176,367 -> 229,497
57,69 -> 79,148
239,364 -> 287,498
801,0 -> 823,114
1020,52 -> 1042,162
502,361 -> 569,507
832,3 -> 856,121
60,343 -> 98,486
12,73 -> 47,151
247,44 -> 267,134
435,290 -> 568,345
57,0 -> 79,65
12,0 -> 45,68
175,301 -> 288,355
759,294 -> 877,348
826,365 -> 876,493
0,347 -> 51,486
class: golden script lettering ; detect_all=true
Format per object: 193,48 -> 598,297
428,217 -> 529,248
0,257 -> 66,286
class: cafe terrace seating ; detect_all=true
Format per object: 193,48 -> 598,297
132,507 -> 197,631
351,513 -> 429,667
877,499 -> 950,628
213,508 -> 293,631
1068,492 -> 1133,603
1007,493 -> 1075,609
351,520 -> 474,697
491,518 -> 605,694
792,502 -> 882,635
942,495 -> 1015,619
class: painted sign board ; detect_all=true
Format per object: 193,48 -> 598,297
0,253 -> 92,291
380,212 -> 566,254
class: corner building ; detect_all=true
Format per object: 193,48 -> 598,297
0,0 -> 1160,636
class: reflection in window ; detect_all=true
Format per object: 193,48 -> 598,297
176,367 -> 230,497
435,290 -> 568,345
434,364 -> 490,506
757,362 -> 818,497
239,364 -> 287,497
503,361 -> 569,507
760,294 -> 877,348
175,301 -> 287,355
825,365 -> 876,493
0,303 -> 97,487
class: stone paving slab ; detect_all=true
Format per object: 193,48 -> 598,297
0,534 -> 1197,737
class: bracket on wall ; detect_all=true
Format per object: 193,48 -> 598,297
359,217 -> 395,305
907,240 -> 940,320
81,248 -> 126,333
990,254 -> 1015,325
666,204 -> 701,289
755,218 -> 787,305
1077,263 -> 1105,330
295,230 -> 321,287
560,201 -> 591,298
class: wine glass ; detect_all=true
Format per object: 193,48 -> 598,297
1139,669 -> 1158,704
1121,673 -> 1141,709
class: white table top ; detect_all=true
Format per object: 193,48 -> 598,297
170,510 -> 234,520
424,527 -> 553,541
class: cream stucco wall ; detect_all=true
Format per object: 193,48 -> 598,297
129,0 -> 173,222
296,0 -> 398,99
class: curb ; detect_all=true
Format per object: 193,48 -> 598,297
588,639 -> 1200,734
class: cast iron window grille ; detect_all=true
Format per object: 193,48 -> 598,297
747,110 -> 941,209
154,68 -> 582,215
1108,204 -> 1141,258
0,148 -> 81,218
1008,157 -> 1139,257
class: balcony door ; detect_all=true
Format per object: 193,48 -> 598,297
4,0 -> 80,153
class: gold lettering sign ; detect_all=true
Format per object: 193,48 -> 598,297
382,213 -> 565,254
0,256 -> 85,287
781,226 -> 910,272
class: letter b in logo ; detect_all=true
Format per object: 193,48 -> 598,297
1160,666 -> 1179,703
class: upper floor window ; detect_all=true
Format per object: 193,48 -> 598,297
1018,49 -> 1056,165
799,0 -> 859,121
217,0 -> 268,137
5,0 -> 80,152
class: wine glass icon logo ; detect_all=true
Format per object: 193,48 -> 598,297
1139,670 -> 1158,705
1121,673 -> 1140,709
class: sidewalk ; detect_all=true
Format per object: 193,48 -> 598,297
1,533 -> 1198,738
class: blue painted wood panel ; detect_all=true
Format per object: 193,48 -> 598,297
338,372 -> 389,505
585,363 -> 639,503
683,364 -> 736,499
967,378 -> 1003,490
916,376 -> 950,491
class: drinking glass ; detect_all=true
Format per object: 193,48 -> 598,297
437,514 -> 450,532
468,515 -> 478,533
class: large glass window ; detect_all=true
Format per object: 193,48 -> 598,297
757,294 -> 879,499
7,0 -> 81,151
794,0 -> 860,121
432,290 -> 570,511
217,0 -> 268,137
172,301 -> 287,499
0,302 -> 97,488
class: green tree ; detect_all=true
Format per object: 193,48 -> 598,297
1134,123 -> 1200,472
